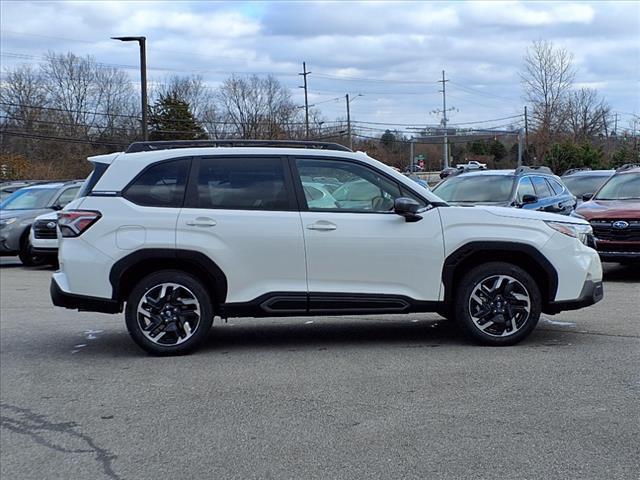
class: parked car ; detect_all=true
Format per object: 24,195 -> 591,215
0,180 -> 83,265
572,164 -> 640,264
456,160 -> 487,170
51,140 -> 602,355
29,211 -> 60,264
561,168 -> 615,205
431,166 -> 576,215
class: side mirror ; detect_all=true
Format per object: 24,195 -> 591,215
394,197 -> 422,222
582,193 -> 594,202
50,204 -> 63,211
521,194 -> 538,205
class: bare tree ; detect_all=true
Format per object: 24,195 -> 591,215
216,74 -> 301,139
520,40 -> 576,159
563,88 -> 611,142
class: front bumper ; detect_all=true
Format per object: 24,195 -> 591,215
50,277 -> 121,314
544,279 -> 604,314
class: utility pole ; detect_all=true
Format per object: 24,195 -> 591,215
299,62 -> 310,139
438,70 -> 450,168
524,106 -> 528,164
517,128 -> 524,167
346,94 -> 352,150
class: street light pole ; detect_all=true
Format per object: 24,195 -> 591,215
112,36 -> 148,141
346,94 -> 351,150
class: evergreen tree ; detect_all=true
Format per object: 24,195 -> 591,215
149,93 -> 207,141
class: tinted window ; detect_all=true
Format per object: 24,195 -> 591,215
531,176 -> 552,198
124,159 -> 189,207
78,162 -> 109,198
55,186 -> 80,206
296,159 -> 403,212
546,178 -> 565,196
433,175 -> 514,203
196,157 -> 289,210
516,177 -> 536,202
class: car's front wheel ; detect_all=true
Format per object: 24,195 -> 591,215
455,262 -> 541,346
18,236 -> 47,267
125,270 -> 214,355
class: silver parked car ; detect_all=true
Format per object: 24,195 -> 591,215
0,180 -> 83,265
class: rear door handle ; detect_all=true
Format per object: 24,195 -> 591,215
307,221 -> 337,231
186,217 -> 217,227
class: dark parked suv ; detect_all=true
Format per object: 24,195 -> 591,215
432,166 -> 576,215
561,168 -> 615,205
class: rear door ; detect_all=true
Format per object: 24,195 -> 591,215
293,156 -> 444,308
177,156 -> 307,305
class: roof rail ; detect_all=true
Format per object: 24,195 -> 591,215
125,139 -> 353,153
562,167 -> 591,176
616,163 -> 640,172
515,165 -> 553,175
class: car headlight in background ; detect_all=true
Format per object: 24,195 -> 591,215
0,217 -> 18,229
545,221 -> 593,246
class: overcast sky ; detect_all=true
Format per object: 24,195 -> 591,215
1,0 -> 638,134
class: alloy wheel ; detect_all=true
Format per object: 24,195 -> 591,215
468,274 -> 531,338
137,283 -> 201,346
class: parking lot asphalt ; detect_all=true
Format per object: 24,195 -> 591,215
1,257 -> 638,480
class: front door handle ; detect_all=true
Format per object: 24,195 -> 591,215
307,221 -> 337,231
186,217 -> 217,227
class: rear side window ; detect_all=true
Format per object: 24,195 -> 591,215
124,159 -> 189,207
531,176 -> 553,198
195,157 -> 289,210
547,178 -> 565,195
516,177 -> 536,202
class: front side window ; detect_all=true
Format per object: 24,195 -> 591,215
54,186 -> 80,207
195,157 -> 289,210
296,158 -> 405,212
124,158 -> 189,207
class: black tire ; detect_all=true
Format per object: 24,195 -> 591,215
18,235 -> 47,267
125,270 -> 214,355
454,262 -> 541,346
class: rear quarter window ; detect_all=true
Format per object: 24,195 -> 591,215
123,158 -> 190,207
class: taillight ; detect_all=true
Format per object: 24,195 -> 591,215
58,210 -> 101,237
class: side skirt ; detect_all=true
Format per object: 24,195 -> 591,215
220,292 -> 443,318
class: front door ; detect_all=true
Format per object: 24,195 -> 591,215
293,157 -> 444,310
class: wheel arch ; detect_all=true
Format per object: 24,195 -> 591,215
442,241 -> 558,308
109,249 -> 228,307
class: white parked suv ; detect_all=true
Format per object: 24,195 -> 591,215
51,140 -> 603,355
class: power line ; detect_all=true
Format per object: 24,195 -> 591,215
1,130 -> 129,147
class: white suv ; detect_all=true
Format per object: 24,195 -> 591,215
51,140 -> 603,355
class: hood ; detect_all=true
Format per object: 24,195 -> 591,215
574,199 -> 640,220
470,205 -> 589,225
34,211 -> 59,221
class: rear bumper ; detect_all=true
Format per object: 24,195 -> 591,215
544,279 -> 603,314
50,277 -> 121,314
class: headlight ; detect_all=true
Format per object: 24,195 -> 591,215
545,221 -> 593,246
0,217 -> 18,228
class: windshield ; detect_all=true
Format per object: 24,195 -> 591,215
432,175 -> 514,202
0,188 -> 57,210
594,174 -> 640,200
563,175 -> 612,197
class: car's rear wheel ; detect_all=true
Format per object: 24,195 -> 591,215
455,262 -> 541,346
125,270 -> 214,355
